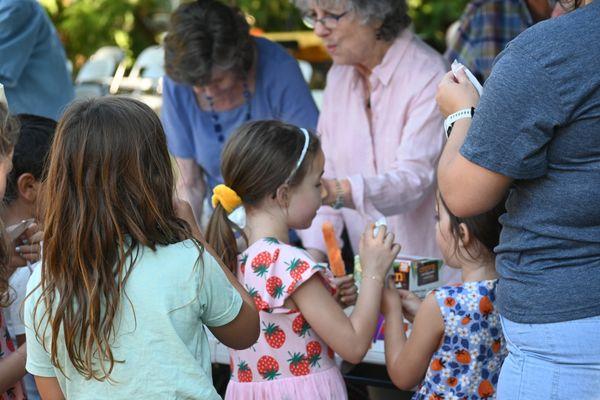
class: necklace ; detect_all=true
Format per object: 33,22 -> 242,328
205,81 -> 252,143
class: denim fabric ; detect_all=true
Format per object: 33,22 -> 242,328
0,0 -> 74,120
497,315 -> 600,399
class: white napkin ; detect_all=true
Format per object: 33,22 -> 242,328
451,60 -> 483,96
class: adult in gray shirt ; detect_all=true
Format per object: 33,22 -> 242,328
436,0 -> 600,398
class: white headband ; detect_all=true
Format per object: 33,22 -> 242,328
286,128 -> 310,183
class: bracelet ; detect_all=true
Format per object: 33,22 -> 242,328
444,107 -> 475,137
364,274 -> 384,287
330,179 -> 344,210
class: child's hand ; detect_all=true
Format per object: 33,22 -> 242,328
10,223 -> 42,269
381,277 -> 402,317
398,289 -> 422,323
334,274 -> 358,307
359,223 -> 401,281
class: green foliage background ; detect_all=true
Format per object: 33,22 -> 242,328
406,0 -> 470,51
41,0 -> 470,69
234,0 -> 471,52
40,0 -> 171,69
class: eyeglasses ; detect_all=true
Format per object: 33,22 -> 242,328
302,10 -> 350,30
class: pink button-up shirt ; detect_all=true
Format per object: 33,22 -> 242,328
299,30 -> 447,260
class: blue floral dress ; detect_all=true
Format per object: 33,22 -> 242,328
414,280 -> 507,400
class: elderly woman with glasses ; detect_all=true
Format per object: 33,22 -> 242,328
162,0 -> 319,228
296,0 -> 450,274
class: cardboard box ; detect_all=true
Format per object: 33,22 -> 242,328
371,314 -> 412,352
354,255 -> 443,298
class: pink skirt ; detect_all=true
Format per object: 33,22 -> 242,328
225,366 -> 348,400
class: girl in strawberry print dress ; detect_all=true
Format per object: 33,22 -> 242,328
382,192 -> 508,400
207,121 -> 401,399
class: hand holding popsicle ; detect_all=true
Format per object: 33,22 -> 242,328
334,274 -> 358,307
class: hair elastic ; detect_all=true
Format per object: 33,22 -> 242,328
211,184 -> 247,228
285,127 -> 310,183
211,184 -> 242,214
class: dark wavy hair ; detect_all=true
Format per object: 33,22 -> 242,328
164,0 -> 254,86
206,121 -> 321,271
33,96 -> 203,380
4,114 -> 56,205
438,193 -> 506,263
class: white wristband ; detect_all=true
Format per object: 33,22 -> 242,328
444,108 -> 474,137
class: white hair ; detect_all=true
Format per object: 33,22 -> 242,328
294,0 -> 410,40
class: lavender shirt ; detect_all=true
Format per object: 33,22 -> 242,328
162,37 -> 319,191
299,30 -> 447,259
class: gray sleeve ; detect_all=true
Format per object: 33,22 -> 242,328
460,44 -> 567,180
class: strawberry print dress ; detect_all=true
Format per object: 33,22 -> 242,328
225,238 -> 347,400
414,280 -> 507,400
0,312 -> 26,400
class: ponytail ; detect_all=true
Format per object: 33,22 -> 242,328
206,204 -> 240,272
206,120 -> 321,276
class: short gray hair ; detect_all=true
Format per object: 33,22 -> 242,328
294,0 -> 410,41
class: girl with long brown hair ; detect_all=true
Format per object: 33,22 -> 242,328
0,103 -> 27,400
206,120 -> 401,399
23,97 -> 259,399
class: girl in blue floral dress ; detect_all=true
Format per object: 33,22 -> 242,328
382,192 -> 508,399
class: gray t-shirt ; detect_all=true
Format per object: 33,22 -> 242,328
461,1 -> 600,324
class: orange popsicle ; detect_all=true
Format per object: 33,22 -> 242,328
322,221 -> 346,277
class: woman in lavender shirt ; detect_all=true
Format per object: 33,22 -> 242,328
162,0 -> 318,227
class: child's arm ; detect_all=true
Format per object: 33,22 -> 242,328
0,344 -> 26,393
383,290 -> 444,390
293,224 -> 400,364
207,262 -> 260,350
33,376 -> 65,400
203,247 -> 259,350
174,198 -> 260,350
